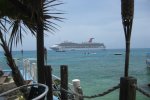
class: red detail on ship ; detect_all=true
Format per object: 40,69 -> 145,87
88,38 -> 94,43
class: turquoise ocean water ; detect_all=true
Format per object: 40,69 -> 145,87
0,48 -> 150,100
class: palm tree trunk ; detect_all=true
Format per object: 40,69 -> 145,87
36,0 -> 45,84
37,22 -> 45,84
0,31 -> 28,99
0,31 -> 25,86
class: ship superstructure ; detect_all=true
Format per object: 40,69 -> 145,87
50,38 -> 105,52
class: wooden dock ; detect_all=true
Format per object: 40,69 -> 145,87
0,72 -> 11,85
140,84 -> 150,93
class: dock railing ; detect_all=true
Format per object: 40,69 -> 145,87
0,83 -> 48,100
44,65 -> 150,100
13,58 -> 150,100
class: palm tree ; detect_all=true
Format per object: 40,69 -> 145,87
0,0 -> 63,86
0,29 -> 25,86
0,0 -> 39,87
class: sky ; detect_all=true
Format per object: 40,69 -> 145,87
1,0 -> 150,51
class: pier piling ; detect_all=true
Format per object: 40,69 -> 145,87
60,65 -> 68,100
119,77 -> 137,100
45,65 -> 53,100
72,79 -> 83,100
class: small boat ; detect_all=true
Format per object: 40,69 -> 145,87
146,59 -> 150,68
50,45 -> 65,52
114,53 -> 122,55
84,52 -> 97,55
146,53 -> 150,68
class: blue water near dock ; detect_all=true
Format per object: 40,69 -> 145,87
0,48 -> 150,100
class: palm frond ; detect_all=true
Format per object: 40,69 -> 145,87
0,0 -> 64,49
44,0 -> 58,5
42,0 -> 64,32
8,20 -> 21,50
0,17 -> 10,33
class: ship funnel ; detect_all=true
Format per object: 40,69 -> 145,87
88,38 -> 94,43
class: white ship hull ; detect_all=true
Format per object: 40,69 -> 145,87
50,46 -> 104,51
50,38 -> 105,52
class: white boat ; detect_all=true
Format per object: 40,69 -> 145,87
50,38 -> 105,51
50,44 -> 66,52
146,59 -> 150,68
146,53 -> 150,68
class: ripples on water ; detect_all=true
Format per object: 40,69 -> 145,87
0,48 -> 150,100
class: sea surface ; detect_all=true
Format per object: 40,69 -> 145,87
0,48 -> 150,100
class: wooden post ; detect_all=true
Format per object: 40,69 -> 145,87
60,65 -> 68,100
119,77 -> 137,100
45,65 -> 53,100
72,79 -> 83,100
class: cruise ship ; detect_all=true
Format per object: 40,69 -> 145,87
50,38 -> 105,52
